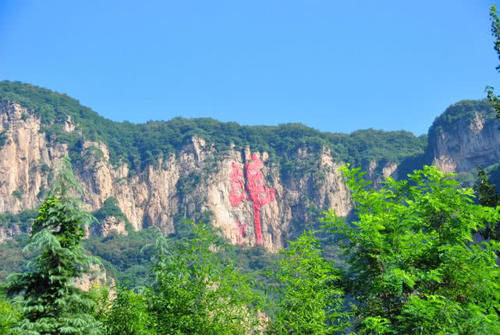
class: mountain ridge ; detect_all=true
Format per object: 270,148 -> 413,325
0,80 -> 499,252
0,80 -> 427,173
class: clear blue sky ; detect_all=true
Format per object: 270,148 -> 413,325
1,1 -> 499,135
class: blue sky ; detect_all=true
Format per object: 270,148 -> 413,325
0,1 -> 498,135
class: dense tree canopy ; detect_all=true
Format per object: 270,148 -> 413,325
267,231 -> 349,334
0,80 -> 427,176
323,165 -> 500,334
146,221 -> 263,334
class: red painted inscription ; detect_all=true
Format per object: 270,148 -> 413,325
229,154 -> 276,245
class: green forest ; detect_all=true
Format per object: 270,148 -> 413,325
0,157 -> 499,334
0,80 -> 428,177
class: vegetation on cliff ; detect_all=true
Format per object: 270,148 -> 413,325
0,81 -> 426,176
0,210 -> 38,230
427,100 -> 496,149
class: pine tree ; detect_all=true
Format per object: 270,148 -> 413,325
7,158 -> 102,335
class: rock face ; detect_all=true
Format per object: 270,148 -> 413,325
204,147 -> 350,251
73,264 -> 114,292
0,225 -> 22,243
2,99 -> 498,250
365,160 -> 399,186
429,101 -> 500,173
90,216 -> 128,237
0,102 -> 68,213
0,103 -> 351,251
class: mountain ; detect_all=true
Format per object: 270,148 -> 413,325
429,100 -> 500,173
0,81 -> 499,252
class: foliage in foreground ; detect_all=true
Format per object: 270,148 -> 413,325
474,169 -> 500,241
2,158 -> 500,334
147,222 -> 263,334
84,223 -> 269,335
88,285 -> 151,335
267,231 -> 349,334
6,159 -> 102,335
324,165 -> 500,334
0,293 -> 18,335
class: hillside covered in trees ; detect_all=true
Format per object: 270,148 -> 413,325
0,80 -> 428,175
1,159 -> 499,334
0,79 -> 499,334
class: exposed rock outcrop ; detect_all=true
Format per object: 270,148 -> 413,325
0,225 -> 22,243
0,102 -> 67,213
0,103 -> 352,251
90,216 -> 128,237
73,264 -> 114,292
2,99 -> 498,251
430,103 -> 500,173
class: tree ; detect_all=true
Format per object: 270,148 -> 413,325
323,165 -> 500,334
487,5 -> 500,119
474,169 -> 500,241
147,221 -> 262,334
101,286 -> 152,335
7,158 -> 102,335
267,231 -> 349,335
0,291 -> 18,335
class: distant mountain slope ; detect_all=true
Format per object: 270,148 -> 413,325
428,99 -> 500,172
0,80 -> 498,251
0,81 -> 426,174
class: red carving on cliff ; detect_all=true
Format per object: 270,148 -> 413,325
229,154 -> 276,245
245,154 -> 276,245
229,162 -> 246,207
232,221 -> 247,245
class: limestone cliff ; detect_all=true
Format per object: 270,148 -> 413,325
2,95 -> 498,251
0,102 -> 68,213
77,136 -> 352,251
0,102 -> 351,250
429,100 -> 500,173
